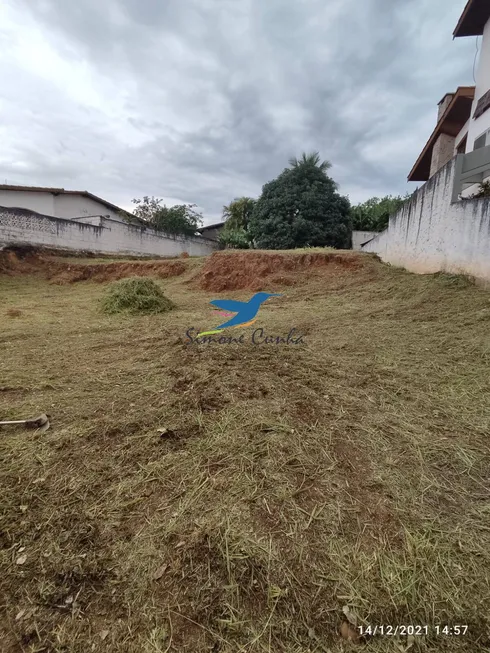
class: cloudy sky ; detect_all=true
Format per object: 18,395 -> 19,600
0,0 -> 478,224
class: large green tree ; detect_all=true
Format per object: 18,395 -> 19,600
248,152 -> 351,249
131,196 -> 203,237
351,194 -> 411,232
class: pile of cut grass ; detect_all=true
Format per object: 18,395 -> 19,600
101,277 -> 175,315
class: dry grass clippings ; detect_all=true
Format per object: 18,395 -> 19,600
101,277 -> 175,315
1,250 -> 489,652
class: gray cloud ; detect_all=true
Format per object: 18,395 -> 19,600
0,0 -> 477,222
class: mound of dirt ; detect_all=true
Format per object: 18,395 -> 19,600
0,247 -> 42,275
0,248 -> 186,284
196,250 -> 365,292
49,260 -> 186,284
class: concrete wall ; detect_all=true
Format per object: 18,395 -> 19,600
467,17 -> 490,151
352,230 -> 379,251
0,190 -> 55,216
362,157 -> 490,283
0,207 -> 218,257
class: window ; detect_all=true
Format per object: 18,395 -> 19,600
474,129 -> 490,150
473,89 -> 490,120
456,134 -> 467,154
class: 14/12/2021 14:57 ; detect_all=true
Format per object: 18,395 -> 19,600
357,625 -> 469,637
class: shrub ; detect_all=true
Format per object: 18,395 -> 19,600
101,277 -> 175,315
460,180 -> 490,200
219,227 -> 251,249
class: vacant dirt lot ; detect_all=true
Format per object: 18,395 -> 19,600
1,249 -> 489,652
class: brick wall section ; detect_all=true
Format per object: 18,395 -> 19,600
0,207 -> 218,257
362,157 -> 490,284
430,133 -> 456,177
437,94 -> 454,121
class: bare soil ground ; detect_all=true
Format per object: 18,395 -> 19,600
0,248 -> 187,285
1,249 -> 489,652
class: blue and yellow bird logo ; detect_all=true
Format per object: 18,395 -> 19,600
197,292 -> 282,337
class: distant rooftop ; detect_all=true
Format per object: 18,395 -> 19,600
198,221 -> 225,231
408,86 -> 475,182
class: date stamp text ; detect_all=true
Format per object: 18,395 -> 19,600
357,625 -> 468,637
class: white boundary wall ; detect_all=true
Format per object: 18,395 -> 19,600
352,230 -> 380,251
0,207 -> 217,257
362,158 -> 490,283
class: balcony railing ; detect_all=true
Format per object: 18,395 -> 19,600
452,144 -> 490,202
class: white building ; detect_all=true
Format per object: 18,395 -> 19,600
0,184 -> 141,225
409,0 -> 490,183
361,0 -> 490,284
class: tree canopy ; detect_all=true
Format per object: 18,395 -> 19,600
222,197 -> 256,231
351,194 -> 411,232
131,196 -> 203,237
248,152 -> 351,249
288,152 -> 333,175
219,197 -> 256,249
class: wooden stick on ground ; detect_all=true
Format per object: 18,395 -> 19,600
0,414 -> 50,431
